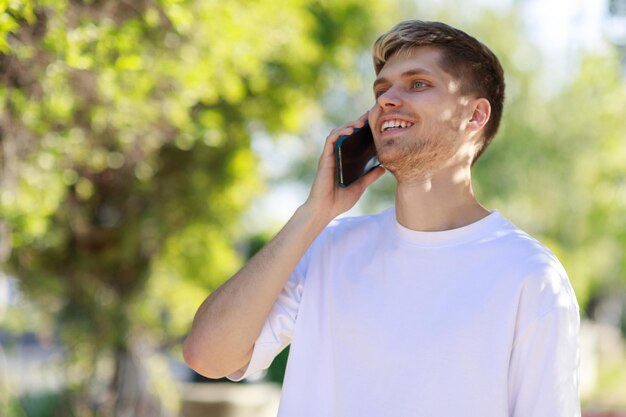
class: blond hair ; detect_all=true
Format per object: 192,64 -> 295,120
373,20 -> 505,164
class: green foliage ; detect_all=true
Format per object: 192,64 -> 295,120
5,0 -> 623,411
0,0 -> 36,53
0,0 -> 392,413
3,398 -> 28,417
16,392 -> 61,417
266,346 -> 290,384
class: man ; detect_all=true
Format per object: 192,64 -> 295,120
183,20 -> 581,417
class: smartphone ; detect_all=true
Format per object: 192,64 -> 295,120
334,121 -> 380,188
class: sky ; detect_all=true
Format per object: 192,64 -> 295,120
243,0 -> 618,232
522,0 -> 615,78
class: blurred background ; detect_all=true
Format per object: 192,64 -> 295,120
1,0 -> 625,416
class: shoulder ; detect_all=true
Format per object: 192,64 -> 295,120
304,208 -> 393,259
324,208 -> 393,242
296,208 -> 393,278
493,213 -> 579,320
488,213 -> 566,275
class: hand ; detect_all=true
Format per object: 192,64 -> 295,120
303,112 -> 386,221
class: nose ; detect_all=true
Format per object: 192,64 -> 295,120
376,86 -> 402,109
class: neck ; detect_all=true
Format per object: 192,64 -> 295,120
393,164 -> 490,232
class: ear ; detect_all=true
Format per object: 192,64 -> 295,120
467,98 -> 491,133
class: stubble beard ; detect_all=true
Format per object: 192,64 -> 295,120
377,130 -> 459,183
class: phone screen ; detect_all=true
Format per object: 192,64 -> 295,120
334,121 -> 380,187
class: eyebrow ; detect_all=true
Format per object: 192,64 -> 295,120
373,68 -> 434,89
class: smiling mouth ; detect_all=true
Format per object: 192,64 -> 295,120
380,119 -> 415,133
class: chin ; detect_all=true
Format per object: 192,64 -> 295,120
377,136 -> 407,158
377,147 -> 402,168
379,147 -> 452,182
378,150 -> 418,176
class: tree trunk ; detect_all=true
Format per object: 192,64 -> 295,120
107,345 -> 167,417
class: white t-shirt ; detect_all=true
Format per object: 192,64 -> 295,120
228,208 -> 580,417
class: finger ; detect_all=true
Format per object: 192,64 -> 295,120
348,112 -> 369,129
322,112 -> 371,158
338,112 -> 370,133
322,126 -> 357,156
326,111 -> 370,141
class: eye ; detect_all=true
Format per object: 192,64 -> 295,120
412,80 -> 427,89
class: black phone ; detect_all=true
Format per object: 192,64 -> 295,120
334,121 -> 380,187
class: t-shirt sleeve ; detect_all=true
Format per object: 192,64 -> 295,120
507,263 -> 581,417
226,248 -> 310,382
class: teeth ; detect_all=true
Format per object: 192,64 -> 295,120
381,119 -> 414,132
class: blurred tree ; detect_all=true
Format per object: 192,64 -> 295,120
0,0 -> 393,415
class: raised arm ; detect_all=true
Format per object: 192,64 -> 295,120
182,113 -> 385,378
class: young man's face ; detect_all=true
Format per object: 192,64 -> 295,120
368,46 -> 478,182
